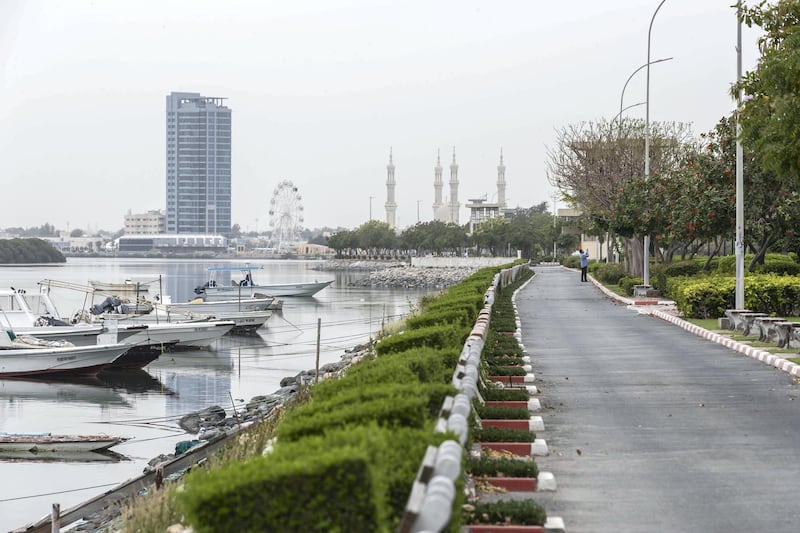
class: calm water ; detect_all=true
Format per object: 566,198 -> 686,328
0,257 -> 428,531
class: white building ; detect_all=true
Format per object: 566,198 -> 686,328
124,210 -> 166,235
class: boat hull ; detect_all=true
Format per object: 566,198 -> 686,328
0,343 -> 130,377
202,280 -> 333,298
108,320 -> 236,349
0,434 -> 129,452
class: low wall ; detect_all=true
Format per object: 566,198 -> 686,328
411,256 -> 516,268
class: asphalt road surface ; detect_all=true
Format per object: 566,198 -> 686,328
517,266 -> 800,533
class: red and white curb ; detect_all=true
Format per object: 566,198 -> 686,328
650,309 -> 800,378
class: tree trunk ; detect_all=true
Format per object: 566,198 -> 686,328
624,235 -> 644,277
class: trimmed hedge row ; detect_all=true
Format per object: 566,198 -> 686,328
667,273 -> 800,318
178,263 -> 517,532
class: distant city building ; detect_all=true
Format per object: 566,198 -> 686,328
124,209 -> 166,235
465,197 -> 502,234
166,92 -> 232,236
114,233 -> 228,254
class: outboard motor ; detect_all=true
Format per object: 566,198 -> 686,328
90,296 -> 123,315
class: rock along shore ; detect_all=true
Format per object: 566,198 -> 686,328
314,259 -> 477,289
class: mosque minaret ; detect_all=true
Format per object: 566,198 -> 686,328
448,147 -> 460,224
385,147 -> 397,229
432,149 -> 444,219
497,148 -> 506,208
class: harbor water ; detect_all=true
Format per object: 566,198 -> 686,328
0,257 -> 429,531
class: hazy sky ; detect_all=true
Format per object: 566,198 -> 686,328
0,0 -> 762,234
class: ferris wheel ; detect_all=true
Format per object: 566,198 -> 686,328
269,179 -> 304,251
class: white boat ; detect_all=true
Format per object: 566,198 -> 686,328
148,304 -> 272,335
195,265 -> 333,298
164,295 -> 275,313
0,330 -> 130,377
32,283 -> 236,352
0,288 -> 139,347
96,318 -> 237,349
0,432 -> 130,452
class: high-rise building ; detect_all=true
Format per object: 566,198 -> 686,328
166,92 -> 232,236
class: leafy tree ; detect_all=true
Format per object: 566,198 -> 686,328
70,228 -> 84,238
547,118 -> 694,275
230,224 -> 242,238
736,0 -> 800,183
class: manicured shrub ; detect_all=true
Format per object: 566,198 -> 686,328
463,499 -> 547,526
467,455 -> 539,478
480,388 -> 530,401
375,324 -> 470,355
474,404 -> 530,420
405,308 -> 473,330
474,427 -> 536,443
484,355 -> 526,367
593,262 -> 625,284
278,383 -> 454,441
618,276 -> 643,296
485,365 -> 526,377
180,446 -> 384,533
561,255 -> 580,269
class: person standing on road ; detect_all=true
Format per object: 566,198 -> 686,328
579,249 -> 589,282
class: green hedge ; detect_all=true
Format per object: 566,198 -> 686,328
592,262 -> 625,284
180,446 -> 383,533
375,324 -> 470,355
277,383 -> 455,442
467,455 -> 539,478
717,253 -> 800,275
474,427 -> 536,442
405,308 -> 474,330
480,388 -> 530,401
464,499 -> 547,526
668,273 -> 800,318
474,404 -> 531,420
312,347 -> 458,401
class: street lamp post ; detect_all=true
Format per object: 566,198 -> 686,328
735,7 -> 745,309
618,57 -> 672,125
643,0 -> 668,287
416,200 -> 421,223
369,196 -> 374,221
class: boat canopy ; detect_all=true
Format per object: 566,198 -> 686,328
206,266 -> 263,272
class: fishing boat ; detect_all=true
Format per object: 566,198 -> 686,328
0,432 -> 130,452
0,288 -> 140,347
194,265 -> 333,298
0,330 -> 130,377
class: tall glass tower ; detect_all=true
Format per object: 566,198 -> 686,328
166,92 -> 231,236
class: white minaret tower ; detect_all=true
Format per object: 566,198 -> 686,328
433,149 -> 444,220
448,147 -> 460,224
497,148 -> 507,208
385,147 -> 397,229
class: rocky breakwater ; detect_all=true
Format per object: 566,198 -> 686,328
350,264 -> 477,289
313,259 -> 477,289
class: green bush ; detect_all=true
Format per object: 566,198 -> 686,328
467,456 -> 539,478
464,499 -> 547,526
474,404 -> 530,420
484,365 -> 526,377
180,446 -> 384,533
480,388 -> 530,401
618,276 -> 643,296
375,324 -> 469,355
668,276 -> 735,318
562,255 -> 580,269
716,253 -> 800,275
593,262 -> 625,284
405,308 -> 473,330
278,383 -> 454,441
474,427 -> 536,442
484,355 -> 526,367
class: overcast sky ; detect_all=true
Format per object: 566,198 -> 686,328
0,0 -> 762,234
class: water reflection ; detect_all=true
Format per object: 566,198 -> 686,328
0,448 -> 129,464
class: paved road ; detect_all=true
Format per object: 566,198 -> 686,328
517,266 -> 800,533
